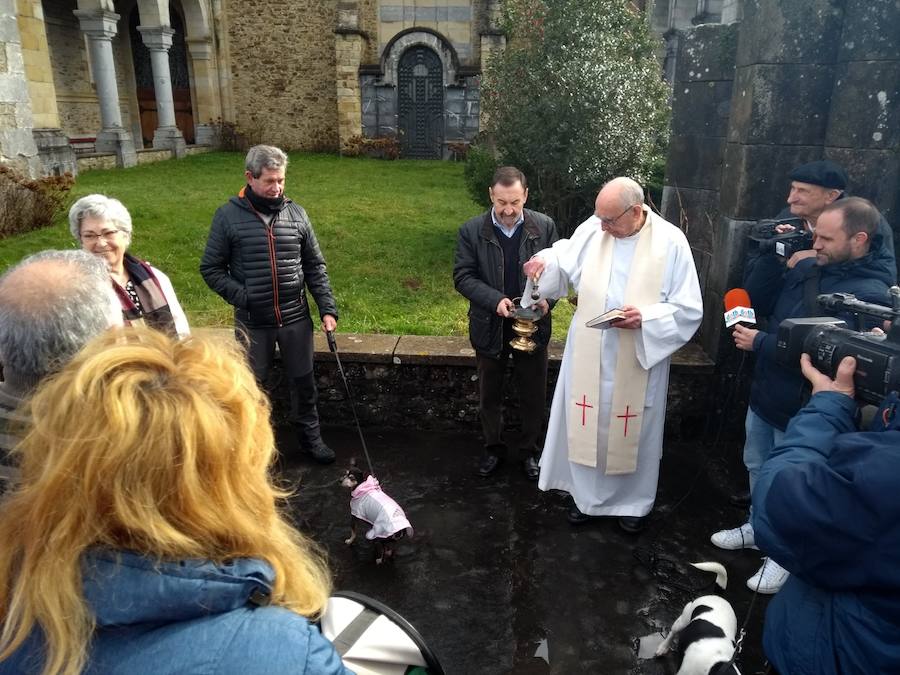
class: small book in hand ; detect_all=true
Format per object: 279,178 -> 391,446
585,308 -> 626,330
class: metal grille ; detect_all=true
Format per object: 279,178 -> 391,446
397,47 -> 444,159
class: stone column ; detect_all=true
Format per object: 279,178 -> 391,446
186,38 -> 220,145
73,8 -> 136,167
478,32 -> 505,128
661,23 -> 738,359
335,4 -> 365,152
335,33 -> 364,150
138,25 -> 186,157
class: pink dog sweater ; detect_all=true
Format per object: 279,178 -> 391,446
349,476 -> 413,540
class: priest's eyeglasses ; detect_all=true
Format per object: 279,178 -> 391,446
597,204 -> 639,227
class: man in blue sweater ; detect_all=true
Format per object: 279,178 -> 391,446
752,352 -> 900,675
711,197 -> 895,593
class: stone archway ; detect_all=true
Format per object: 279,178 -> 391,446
396,46 -> 443,159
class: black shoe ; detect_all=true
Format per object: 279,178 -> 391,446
618,516 -> 646,534
523,456 -> 540,481
477,453 -> 502,477
303,442 -> 335,465
567,502 -> 591,525
729,489 -> 751,508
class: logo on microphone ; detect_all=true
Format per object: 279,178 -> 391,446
724,306 -> 756,328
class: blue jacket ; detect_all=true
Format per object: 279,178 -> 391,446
744,239 -> 895,430
0,550 -> 353,675
752,392 -> 900,675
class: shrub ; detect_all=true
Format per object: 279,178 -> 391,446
482,0 -> 671,234
447,141 -> 470,161
208,116 -> 271,152
342,135 -> 400,160
0,166 -> 74,239
463,143 -> 498,209
209,118 -> 243,152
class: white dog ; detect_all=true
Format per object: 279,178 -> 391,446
655,562 -> 741,675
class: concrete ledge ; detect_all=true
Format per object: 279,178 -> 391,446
313,333 -> 713,371
312,332 -> 399,364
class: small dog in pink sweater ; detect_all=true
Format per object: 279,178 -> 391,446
341,461 -> 413,564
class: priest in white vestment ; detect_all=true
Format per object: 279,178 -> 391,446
522,177 -> 703,532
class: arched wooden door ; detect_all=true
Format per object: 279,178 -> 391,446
397,46 -> 443,159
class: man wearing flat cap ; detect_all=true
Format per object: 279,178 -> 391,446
762,160 -> 894,271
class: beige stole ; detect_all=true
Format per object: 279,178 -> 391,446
566,210 -> 667,474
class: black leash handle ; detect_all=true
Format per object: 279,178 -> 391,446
327,330 -> 377,480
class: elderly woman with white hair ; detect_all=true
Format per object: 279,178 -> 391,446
69,194 -> 189,337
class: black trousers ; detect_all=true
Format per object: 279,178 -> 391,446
476,336 -> 548,459
238,317 -> 324,449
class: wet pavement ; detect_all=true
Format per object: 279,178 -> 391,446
278,425 -> 773,675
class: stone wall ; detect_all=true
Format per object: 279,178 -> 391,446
265,333 -> 716,439
224,0 -> 339,151
75,152 -> 117,172
0,0 -> 41,176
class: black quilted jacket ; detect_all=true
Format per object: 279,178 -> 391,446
200,188 -> 338,328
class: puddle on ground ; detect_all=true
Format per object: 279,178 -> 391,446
636,632 -> 665,660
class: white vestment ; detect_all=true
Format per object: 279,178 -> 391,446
526,208 -> 703,517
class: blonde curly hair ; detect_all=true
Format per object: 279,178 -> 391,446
0,328 -> 331,675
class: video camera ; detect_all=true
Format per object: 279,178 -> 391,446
776,288 -> 900,405
748,217 -> 813,259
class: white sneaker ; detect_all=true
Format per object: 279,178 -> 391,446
746,557 -> 790,594
710,522 -> 758,550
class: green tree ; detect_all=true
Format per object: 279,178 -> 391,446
477,0 -> 670,233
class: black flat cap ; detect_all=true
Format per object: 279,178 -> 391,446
789,160 -> 848,190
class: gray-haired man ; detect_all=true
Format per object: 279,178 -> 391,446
200,145 -> 338,464
0,249 -> 123,482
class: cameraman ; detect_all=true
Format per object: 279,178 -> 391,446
747,160 -> 895,278
710,198 -> 895,593
752,354 -> 900,675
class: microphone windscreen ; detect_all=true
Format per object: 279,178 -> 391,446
724,288 -> 752,311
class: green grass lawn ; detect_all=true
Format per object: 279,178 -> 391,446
0,152 -> 574,338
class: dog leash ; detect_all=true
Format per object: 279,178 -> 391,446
726,557 -> 767,668
326,330 -> 377,479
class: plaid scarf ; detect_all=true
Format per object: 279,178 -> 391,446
113,253 -> 177,336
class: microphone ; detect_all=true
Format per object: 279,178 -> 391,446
723,288 -> 756,328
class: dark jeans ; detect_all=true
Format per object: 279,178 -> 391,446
476,340 -> 548,459
238,317 -> 324,450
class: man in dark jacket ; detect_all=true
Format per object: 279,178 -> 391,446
200,145 -> 338,464
453,166 -> 559,479
711,197 -> 895,593
752,352 -> 900,675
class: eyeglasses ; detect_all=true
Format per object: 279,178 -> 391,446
598,204 -> 639,227
81,229 -> 121,243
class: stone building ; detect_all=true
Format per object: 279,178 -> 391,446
1,0 -> 508,176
